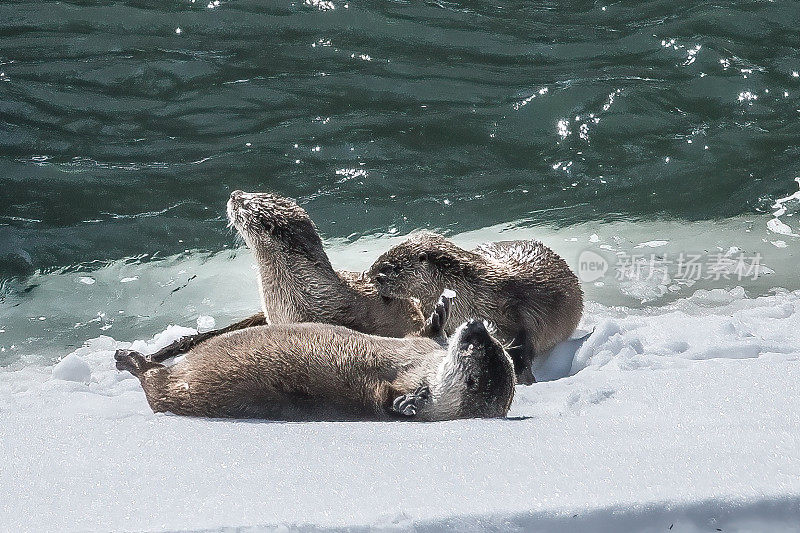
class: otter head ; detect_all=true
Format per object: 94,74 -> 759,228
434,319 -> 515,419
227,190 -> 328,264
369,232 -> 462,303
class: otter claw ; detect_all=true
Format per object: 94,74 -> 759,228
114,349 -> 145,374
413,385 -> 431,401
393,397 -> 418,416
115,349 -> 162,377
392,385 -> 431,417
425,291 -> 453,343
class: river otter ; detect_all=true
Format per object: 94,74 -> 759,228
368,232 -> 583,385
115,317 -> 515,421
148,191 -> 431,363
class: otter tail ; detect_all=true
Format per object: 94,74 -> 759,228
114,349 -> 162,378
148,312 -> 267,363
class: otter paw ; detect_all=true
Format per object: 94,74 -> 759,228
518,366 -> 537,386
114,349 -> 143,374
392,385 -> 431,417
114,348 -> 135,362
115,349 -> 160,377
425,291 -> 453,341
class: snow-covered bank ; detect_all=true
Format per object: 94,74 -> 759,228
2,287 -> 800,532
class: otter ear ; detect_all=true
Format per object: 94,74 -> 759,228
418,252 -> 428,262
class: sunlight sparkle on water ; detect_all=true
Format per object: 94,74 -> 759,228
738,91 -> 758,103
305,0 -> 335,10
557,119 -> 571,139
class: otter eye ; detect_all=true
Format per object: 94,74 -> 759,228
466,376 -> 477,390
418,252 -> 428,262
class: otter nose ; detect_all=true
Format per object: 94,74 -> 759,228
463,319 -> 487,335
229,190 -> 249,212
375,263 -> 394,283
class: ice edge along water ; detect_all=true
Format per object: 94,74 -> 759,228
3,215 -> 800,363
2,285 -> 800,532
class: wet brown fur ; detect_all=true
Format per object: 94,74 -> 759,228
230,191 -> 428,337
368,232 -> 583,384
120,322 -> 515,421
149,192 -> 427,363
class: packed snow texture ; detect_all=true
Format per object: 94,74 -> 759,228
2,287 -> 800,532
50,352 -> 91,383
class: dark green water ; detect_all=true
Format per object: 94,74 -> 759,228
2,0 -> 799,277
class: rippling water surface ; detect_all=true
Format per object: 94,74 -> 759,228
1,0 -> 799,359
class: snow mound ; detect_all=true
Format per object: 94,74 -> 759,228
51,353 -> 91,383
2,287 -> 800,532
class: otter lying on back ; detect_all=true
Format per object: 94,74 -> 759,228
368,232 -> 583,385
116,318 -> 515,421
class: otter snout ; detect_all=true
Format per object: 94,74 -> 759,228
456,319 -> 491,351
227,190 -> 260,229
442,318 -> 516,419
229,190 -> 249,210
373,262 -> 395,284
463,319 -> 487,336
227,191 -> 247,228
370,263 -> 400,298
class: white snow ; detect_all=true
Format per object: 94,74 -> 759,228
3,287 -> 800,531
51,352 -> 91,383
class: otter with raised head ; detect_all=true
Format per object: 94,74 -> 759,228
115,317 -> 515,421
368,232 -> 583,385
149,191 -> 432,363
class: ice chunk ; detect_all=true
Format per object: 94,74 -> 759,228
767,217 -> 794,236
196,315 -> 216,333
634,240 -> 668,248
129,324 -> 197,355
